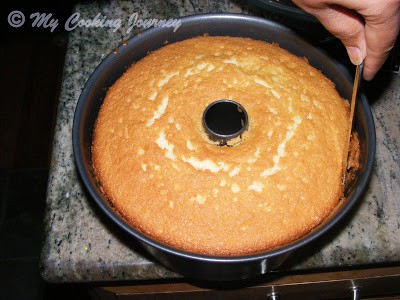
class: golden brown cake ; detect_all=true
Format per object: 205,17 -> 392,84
92,36 -> 350,256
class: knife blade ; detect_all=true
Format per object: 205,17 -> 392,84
342,62 -> 364,184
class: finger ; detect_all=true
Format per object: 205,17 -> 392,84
292,1 -> 367,65
293,0 -> 400,80
312,5 -> 367,65
322,5 -> 367,65
362,8 -> 400,80
329,0 -> 400,75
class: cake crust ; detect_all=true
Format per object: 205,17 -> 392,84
92,36 -> 349,256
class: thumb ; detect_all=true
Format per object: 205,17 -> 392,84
301,5 -> 367,65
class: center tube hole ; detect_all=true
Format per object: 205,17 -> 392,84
203,100 -> 248,145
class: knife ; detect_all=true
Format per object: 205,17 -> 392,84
342,62 -> 364,184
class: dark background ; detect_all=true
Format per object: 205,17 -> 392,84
0,0 -> 91,298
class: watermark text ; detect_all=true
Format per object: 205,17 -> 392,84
7,10 -> 181,33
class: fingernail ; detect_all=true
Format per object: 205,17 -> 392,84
346,46 -> 363,65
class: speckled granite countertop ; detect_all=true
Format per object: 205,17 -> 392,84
40,0 -> 400,283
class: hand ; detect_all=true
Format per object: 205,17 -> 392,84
292,0 -> 400,80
